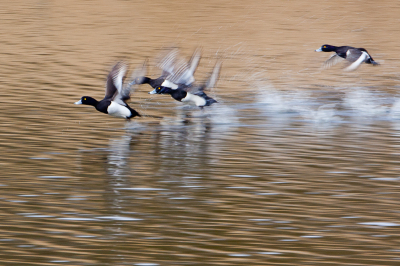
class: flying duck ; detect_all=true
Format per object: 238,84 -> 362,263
315,44 -> 379,71
133,47 -> 202,90
74,62 -> 140,119
149,60 -> 222,108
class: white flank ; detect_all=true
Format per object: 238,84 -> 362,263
345,51 -> 368,71
107,101 -> 131,118
161,80 -> 179,89
181,93 -> 206,107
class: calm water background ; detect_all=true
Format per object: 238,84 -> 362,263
1,0 -> 400,265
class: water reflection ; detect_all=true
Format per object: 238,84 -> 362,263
89,116 -> 234,218
3,97 -> 400,265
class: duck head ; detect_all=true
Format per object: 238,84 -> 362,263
74,96 -> 98,106
149,86 -> 172,95
315,44 -> 336,52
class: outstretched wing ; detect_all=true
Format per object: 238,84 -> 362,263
205,60 -> 222,90
171,47 -> 202,85
323,54 -> 344,69
185,60 -> 222,94
105,63 -> 122,100
157,48 -> 180,78
105,62 -> 128,106
157,47 -> 202,86
125,59 -> 148,92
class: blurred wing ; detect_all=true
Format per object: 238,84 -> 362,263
184,60 -> 222,94
158,47 -> 202,86
183,84 -> 202,94
323,54 -> 344,69
174,47 -> 202,85
157,48 -> 180,77
344,51 -> 368,71
179,47 -> 202,85
125,59 -> 148,93
105,62 -> 127,101
205,60 -> 222,90
165,58 -> 193,85
188,47 -> 202,74
108,62 -> 128,105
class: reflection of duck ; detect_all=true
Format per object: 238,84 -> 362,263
315,44 -> 379,71
155,121 -> 213,170
107,134 -> 133,178
75,62 -> 140,119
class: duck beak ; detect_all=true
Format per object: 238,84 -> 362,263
315,47 -> 322,52
149,89 -> 157,94
74,100 -> 82,104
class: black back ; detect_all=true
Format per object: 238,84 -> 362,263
169,88 -> 188,102
95,99 -> 112,114
334,46 -> 354,58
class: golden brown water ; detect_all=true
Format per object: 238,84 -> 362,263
1,0 -> 400,265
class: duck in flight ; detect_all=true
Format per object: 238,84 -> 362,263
132,47 -> 202,92
149,60 -> 222,108
315,44 -> 379,71
74,62 -> 141,119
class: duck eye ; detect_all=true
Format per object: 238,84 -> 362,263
84,98 -> 86,101
157,87 -> 160,90
323,46 -> 326,48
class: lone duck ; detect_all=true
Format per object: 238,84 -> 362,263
149,60 -> 222,108
74,62 -> 140,119
315,44 -> 379,71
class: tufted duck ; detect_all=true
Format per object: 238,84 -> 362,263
315,44 -> 379,71
74,62 -> 140,119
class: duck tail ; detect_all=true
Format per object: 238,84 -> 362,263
365,54 -> 379,65
128,107 -> 141,118
365,59 -> 379,65
206,97 -> 218,106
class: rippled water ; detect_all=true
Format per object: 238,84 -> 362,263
1,0 -> 400,265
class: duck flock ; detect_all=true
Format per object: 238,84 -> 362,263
75,45 -> 379,120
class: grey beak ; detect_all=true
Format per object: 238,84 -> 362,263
315,48 -> 322,52
149,89 -> 157,94
74,100 -> 82,104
